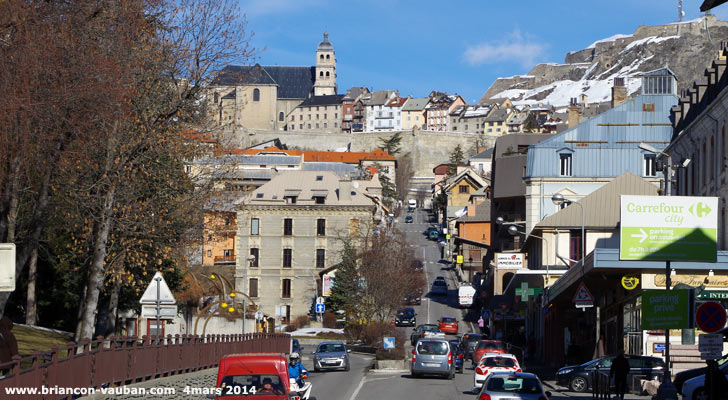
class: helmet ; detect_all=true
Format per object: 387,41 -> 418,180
290,352 -> 300,360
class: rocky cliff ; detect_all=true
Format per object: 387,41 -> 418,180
479,16 -> 728,107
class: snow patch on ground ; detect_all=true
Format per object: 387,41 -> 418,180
288,327 -> 344,336
586,34 -> 633,49
622,36 -> 678,53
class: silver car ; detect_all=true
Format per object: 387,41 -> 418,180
313,340 -> 350,371
477,372 -> 552,400
411,338 -> 455,379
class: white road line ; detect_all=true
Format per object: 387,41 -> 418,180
348,374 -> 367,400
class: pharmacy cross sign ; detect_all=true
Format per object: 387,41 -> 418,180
515,282 -> 542,302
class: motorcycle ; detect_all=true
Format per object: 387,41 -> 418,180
289,375 -> 314,400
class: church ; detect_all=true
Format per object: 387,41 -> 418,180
210,33 -> 338,131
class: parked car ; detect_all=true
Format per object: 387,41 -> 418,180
474,353 -> 521,389
411,259 -> 424,272
410,324 -> 445,345
313,340 -> 350,372
410,338 -> 455,379
435,276 -> 446,281
460,333 -> 483,360
472,340 -> 507,365
428,228 -> 440,240
555,354 -> 664,392
403,289 -> 422,305
438,316 -> 459,334
405,215 -> 414,223
681,368 -> 728,400
215,353 -> 291,399
674,355 -> 728,394
394,307 -> 417,327
449,340 -> 465,373
476,372 -> 551,400
431,280 -> 448,296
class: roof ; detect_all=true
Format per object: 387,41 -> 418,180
484,106 -> 510,122
317,32 -> 334,51
491,134 -> 552,199
213,65 -> 315,99
361,90 -> 394,106
302,162 -> 358,177
180,130 -> 218,144
241,146 -> 396,164
343,87 -> 368,101
702,0 -> 728,10
402,97 -> 429,111
241,155 -> 302,165
640,67 -> 677,78
385,96 -> 408,107
204,192 -> 244,212
218,353 -> 288,377
470,148 -> 494,160
244,171 -> 378,206
298,94 -> 345,107
425,93 -> 463,109
457,202 -> 491,223
535,172 -> 658,229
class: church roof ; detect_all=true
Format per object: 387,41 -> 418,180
317,32 -> 334,51
213,64 -> 316,99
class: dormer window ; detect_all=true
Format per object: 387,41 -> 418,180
256,193 -> 263,198
316,176 -> 323,181
559,153 -> 572,176
314,196 -> 325,204
285,196 -> 297,204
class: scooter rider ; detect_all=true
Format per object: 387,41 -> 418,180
288,352 -> 312,399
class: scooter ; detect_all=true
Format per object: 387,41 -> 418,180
289,375 -> 315,400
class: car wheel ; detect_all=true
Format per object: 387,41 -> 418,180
570,376 -> 588,392
314,366 -> 320,372
694,388 -> 708,400
344,363 -> 350,372
411,371 -> 419,378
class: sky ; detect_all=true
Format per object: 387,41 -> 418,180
236,0 -> 728,104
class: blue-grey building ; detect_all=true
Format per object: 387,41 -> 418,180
523,69 -> 678,244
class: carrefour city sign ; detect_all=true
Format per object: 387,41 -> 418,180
620,195 -> 718,262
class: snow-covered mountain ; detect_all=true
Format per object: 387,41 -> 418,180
480,16 -> 728,108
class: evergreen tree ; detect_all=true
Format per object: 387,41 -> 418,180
325,239 -> 361,319
523,113 -> 539,133
378,132 -> 403,156
447,144 -> 465,177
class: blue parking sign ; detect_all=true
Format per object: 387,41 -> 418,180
315,303 -> 325,313
383,337 -> 395,349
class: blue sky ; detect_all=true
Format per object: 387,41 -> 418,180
237,0 -> 728,104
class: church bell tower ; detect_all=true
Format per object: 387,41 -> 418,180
313,32 -> 337,96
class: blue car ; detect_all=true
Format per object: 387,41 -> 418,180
292,338 -> 304,353
449,340 -> 464,373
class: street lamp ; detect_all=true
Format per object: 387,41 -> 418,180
507,226 -> 550,282
551,193 -> 585,262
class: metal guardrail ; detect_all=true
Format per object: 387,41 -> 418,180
591,368 -> 611,399
0,333 -> 290,400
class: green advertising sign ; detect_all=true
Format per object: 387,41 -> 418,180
642,289 -> 690,329
620,195 -> 718,262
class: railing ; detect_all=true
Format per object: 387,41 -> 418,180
591,368 -> 611,399
214,255 -> 235,263
0,333 -> 290,400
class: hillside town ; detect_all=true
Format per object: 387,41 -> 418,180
3,1 -> 728,400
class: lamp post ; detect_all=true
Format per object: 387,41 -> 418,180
469,256 -> 473,284
244,254 -> 256,335
638,142 -> 682,400
507,226 -> 550,282
551,193 -> 585,262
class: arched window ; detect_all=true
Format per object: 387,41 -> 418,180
319,71 -> 323,77
502,272 -> 514,292
320,54 -> 324,60
325,71 -> 330,77
326,54 -> 330,60
279,112 -> 284,121
253,88 -> 260,102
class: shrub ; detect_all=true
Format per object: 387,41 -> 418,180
293,315 -> 310,329
376,347 -> 405,360
322,312 -> 337,329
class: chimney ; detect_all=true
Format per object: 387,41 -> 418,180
338,179 -> 352,204
467,205 -> 476,217
611,77 -> 627,108
568,98 -> 581,128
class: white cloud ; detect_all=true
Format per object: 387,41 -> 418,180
463,30 -> 548,68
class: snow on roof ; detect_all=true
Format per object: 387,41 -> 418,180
586,33 -> 633,49
668,16 -> 705,25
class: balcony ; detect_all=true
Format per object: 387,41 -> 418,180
214,254 -> 235,264
343,114 -> 352,121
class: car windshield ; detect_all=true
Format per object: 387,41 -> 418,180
317,343 -> 346,353
486,376 -> 542,394
398,309 -> 414,317
441,317 -> 456,323
481,356 -> 517,368
433,281 -> 446,286
417,341 -> 449,355
219,374 -> 285,396
422,324 -> 439,332
477,341 -> 507,351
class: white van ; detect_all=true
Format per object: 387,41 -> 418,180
457,284 -> 475,308
408,199 -> 417,211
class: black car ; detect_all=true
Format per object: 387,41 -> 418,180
395,307 -> 417,327
460,332 -> 483,360
405,215 -> 414,223
556,355 -> 664,392
411,259 -> 424,272
674,355 -> 728,394
410,324 -> 443,345
403,292 -> 422,305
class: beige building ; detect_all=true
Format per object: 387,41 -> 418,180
288,95 -> 344,132
235,171 -> 381,323
425,91 -> 466,131
209,33 -> 338,131
401,97 -> 428,131
450,104 -> 493,133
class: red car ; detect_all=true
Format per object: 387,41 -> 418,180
215,353 -> 296,399
438,316 -> 459,334
471,339 -> 507,365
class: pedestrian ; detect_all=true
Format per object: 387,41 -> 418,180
0,316 -> 19,375
477,316 -> 485,334
609,352 -> 630,400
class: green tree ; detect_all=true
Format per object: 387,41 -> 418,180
378,171 -> 397,210
377,132 -> 402,156
523,113 -> 539,133
325,239 -> 361,320
447,144 -> 465,177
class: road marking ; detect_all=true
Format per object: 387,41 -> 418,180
348,374 -> 372,400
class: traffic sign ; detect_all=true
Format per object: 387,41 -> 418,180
317,296 -> 324,305
620,195 -> 718,262
0,243 -> 15,292
572,282 -> 595,306
696,302 -> 727,333
140,304 -> 178,319
255,311 -> 264,320
315,303 -> 325,313
383,337 -> 395,349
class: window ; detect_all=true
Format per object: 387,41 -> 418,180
249,278 -> 258,298
314,196 -> 325,204
299,115 -> 303,120
326,54 -> 330,60
253,88 -> 260,101
249,248 -> 259,268
207,250 -> 212,257
279,112 -> 284,121
308,124 -> 311,129
184,165 -> 191,174
316,249 -> 325,268
644,154 -> 657,177
559,154 -> 572,176
299,124 -> 303,130
282,279 -> 291,298
326,71 -> 330,77
323,123 -> 327,128
316,123 -> 319,129
335,113 -> 338,118
251,218 -> 259,235
285,196 -> 297,204
459,185 -> 469,194
283,218 -> 293,236
283,249 -> 292,268
319,71 -> 323,77
317,219 -> 326,236
320,54 -> 324,60
464,125 -> 468,131
334,122 -> 338,127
